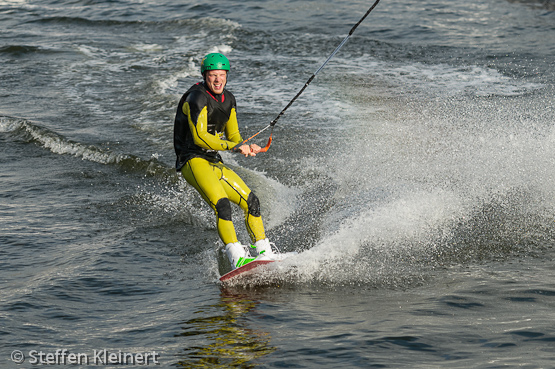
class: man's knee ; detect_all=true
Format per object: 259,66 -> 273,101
215,198 -> 232,221
247,192 -> 261,217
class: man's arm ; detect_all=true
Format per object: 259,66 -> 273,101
184,94 -> 239,151
225,107 -> 243,145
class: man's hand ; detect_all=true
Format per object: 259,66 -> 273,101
234,144 -> 263,157
238,144 -> 256,157
249,144 -> 262,154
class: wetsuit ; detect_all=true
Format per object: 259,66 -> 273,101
174,82 -> 266,245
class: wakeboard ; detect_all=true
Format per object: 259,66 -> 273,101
219,251 -> 298,283
219,259 -> 275,283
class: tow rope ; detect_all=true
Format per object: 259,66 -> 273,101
237,0 -> 381,153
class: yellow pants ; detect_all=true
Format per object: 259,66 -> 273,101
181,157 -> 266,245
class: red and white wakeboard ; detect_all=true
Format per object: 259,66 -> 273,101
219,259 -> 275,283
219,250 -> 298,283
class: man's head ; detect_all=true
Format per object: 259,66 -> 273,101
201,53 -> 230,95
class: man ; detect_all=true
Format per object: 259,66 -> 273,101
174,52 -> 274,270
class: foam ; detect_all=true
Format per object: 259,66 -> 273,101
283,189 -> 465,283
337,56 -> 544,97
221,153 -> 299,230
0,116 -> 22,132
0,0 -> 28,4
127,43 -> 164,53
155,57 -> 197,96
252,73 -> 554,286
206,44 -> 233,55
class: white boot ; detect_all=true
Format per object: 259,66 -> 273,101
225,242 -> 253,270
254,238 -> 275,258
254,239 -> 299,261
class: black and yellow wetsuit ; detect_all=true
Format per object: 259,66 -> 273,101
174,82 -> 266,245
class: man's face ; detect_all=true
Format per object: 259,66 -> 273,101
204,70 -> 227,95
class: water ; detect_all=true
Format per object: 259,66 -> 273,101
1,0 -> 555,367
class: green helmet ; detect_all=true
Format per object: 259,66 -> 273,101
200,53 -> 230,74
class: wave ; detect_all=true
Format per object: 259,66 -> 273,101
24,15 -> 132,26
0,116 -> 173,178
0,45 -> 60,55
505,0 -> 555,11
22,13 -> 242,30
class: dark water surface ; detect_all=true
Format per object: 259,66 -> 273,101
2,0 -> 555,367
